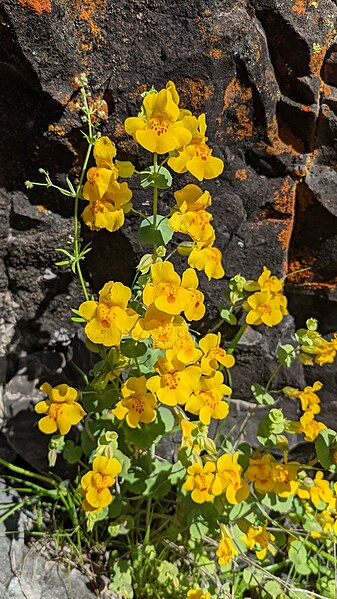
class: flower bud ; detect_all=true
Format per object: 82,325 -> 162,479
137,254 -> 154,275
177,241 -> 194,257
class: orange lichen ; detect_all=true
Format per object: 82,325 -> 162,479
323,84 -> 331,96
48,124 -> 66,136
17,0 -> 51,15
266,115 -> 303,157
310,44 -> 327,76
76,0 -> 106,39
292,0 -> 306,15
273,177 -> 296,214
36,205 -> 46,213
234,169 -> 247,181
223,79 -> 253,141
277,221 -> 294,251
180,79 -> 214,112
206,48 -> 223,60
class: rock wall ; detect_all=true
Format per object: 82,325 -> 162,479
1,0 -> 337,467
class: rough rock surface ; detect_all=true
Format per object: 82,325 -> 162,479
0,0 -> 337,589
0,481 -> 118,599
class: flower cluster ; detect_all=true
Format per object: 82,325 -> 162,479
244,267 -> 288,327
182,452 -> 249,505
35,383 -> 86,435
125,81 -> 223,181
82,136 -> 134,232
284,381 -> 327,442
245,453 -> 299,496
241,524 -> 275,560
297,319 -> 337,366
168,184 -> 224,280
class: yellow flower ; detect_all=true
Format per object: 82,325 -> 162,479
312,334 -> 337,365
124,86 -> 192,154
241,525 -> 275,560
92,136 -> 134,177
272,462 -> 299,497
168,114 -> 224,181
79,281 -> 138,347
79,456 -> 122,512
216,452 -> 250,504
168,184 -> 214,243
132,304 -> 188,350
216,534 -> 238,565
244,266 -> 283,295
82,178 -> 132,232
170,334 -> 202,366
182,461 -> 222,503
186,589 -> 210,599
143,261 -> 190,316
112,376 -> 157,428
283,381 -> 322,416
143,262 -> 205,321
188,243 -> 224,280
297,471 -> 333,506
299,411 -> 327,442
180,420 -> 200,453
35,382 -> 86,435
245,291 -> 284,327
245,454 -> 275,494
185,371 -> 231,425
199,333 -> 235,375
147,350 -> 201,407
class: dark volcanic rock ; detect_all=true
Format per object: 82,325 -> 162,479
0,0 -> 337,466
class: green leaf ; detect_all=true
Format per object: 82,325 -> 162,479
219,308 -> 237,325
81,387 -> 119,413
138,215 -> 174,246
63,440 -> 82,464
288,539 -> 310,575
262,492 -> 294,513
120,338 -> 148,358
277,343 -> 297,368
315,428 -> 337,472
251,383 -> 275,405
140,165 -> 172,190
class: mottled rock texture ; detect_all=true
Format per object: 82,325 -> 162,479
0,0 -> 337,465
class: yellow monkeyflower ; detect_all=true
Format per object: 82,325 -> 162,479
310,334 -> 337,366
188,242 -> 225,280
186,589 -> 211,599
124,85 -> 192,154
241,525 -> 275,560
244,266 -> 283,295
168,114 -> 224,181
180,420 -> 200,453
283,381 -> 322,416
35,382 -> 86,435
168,184 -> 214,243
83,136 -> 133,202
112,376 -> 157,428
297,471 -> 333,506
82,179 -> 132,232
79,281 -> 138,347
170,334 -> 202,366
216,452 -> 250,504
143,262 -> 205,321
245,291 -> 284,327
272,462 -> 299,497
299,411 -> 327,442
199,332 -> 235,375
185,371 -> 231,425
182,461 -> 222,503
132,304 -> 188,350
79,456 -> 122,512
216,533 -> 238,565
245,454 -> 275,494
147,350 -> 201,406
311,509 -> 337,538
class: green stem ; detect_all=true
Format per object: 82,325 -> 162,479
152,152 -> 158,256
73,88 -> 96,302
0,457 -> 56,487
208,318 -> 226,334
227,323 -> 248,354
266,362 -> 283,392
